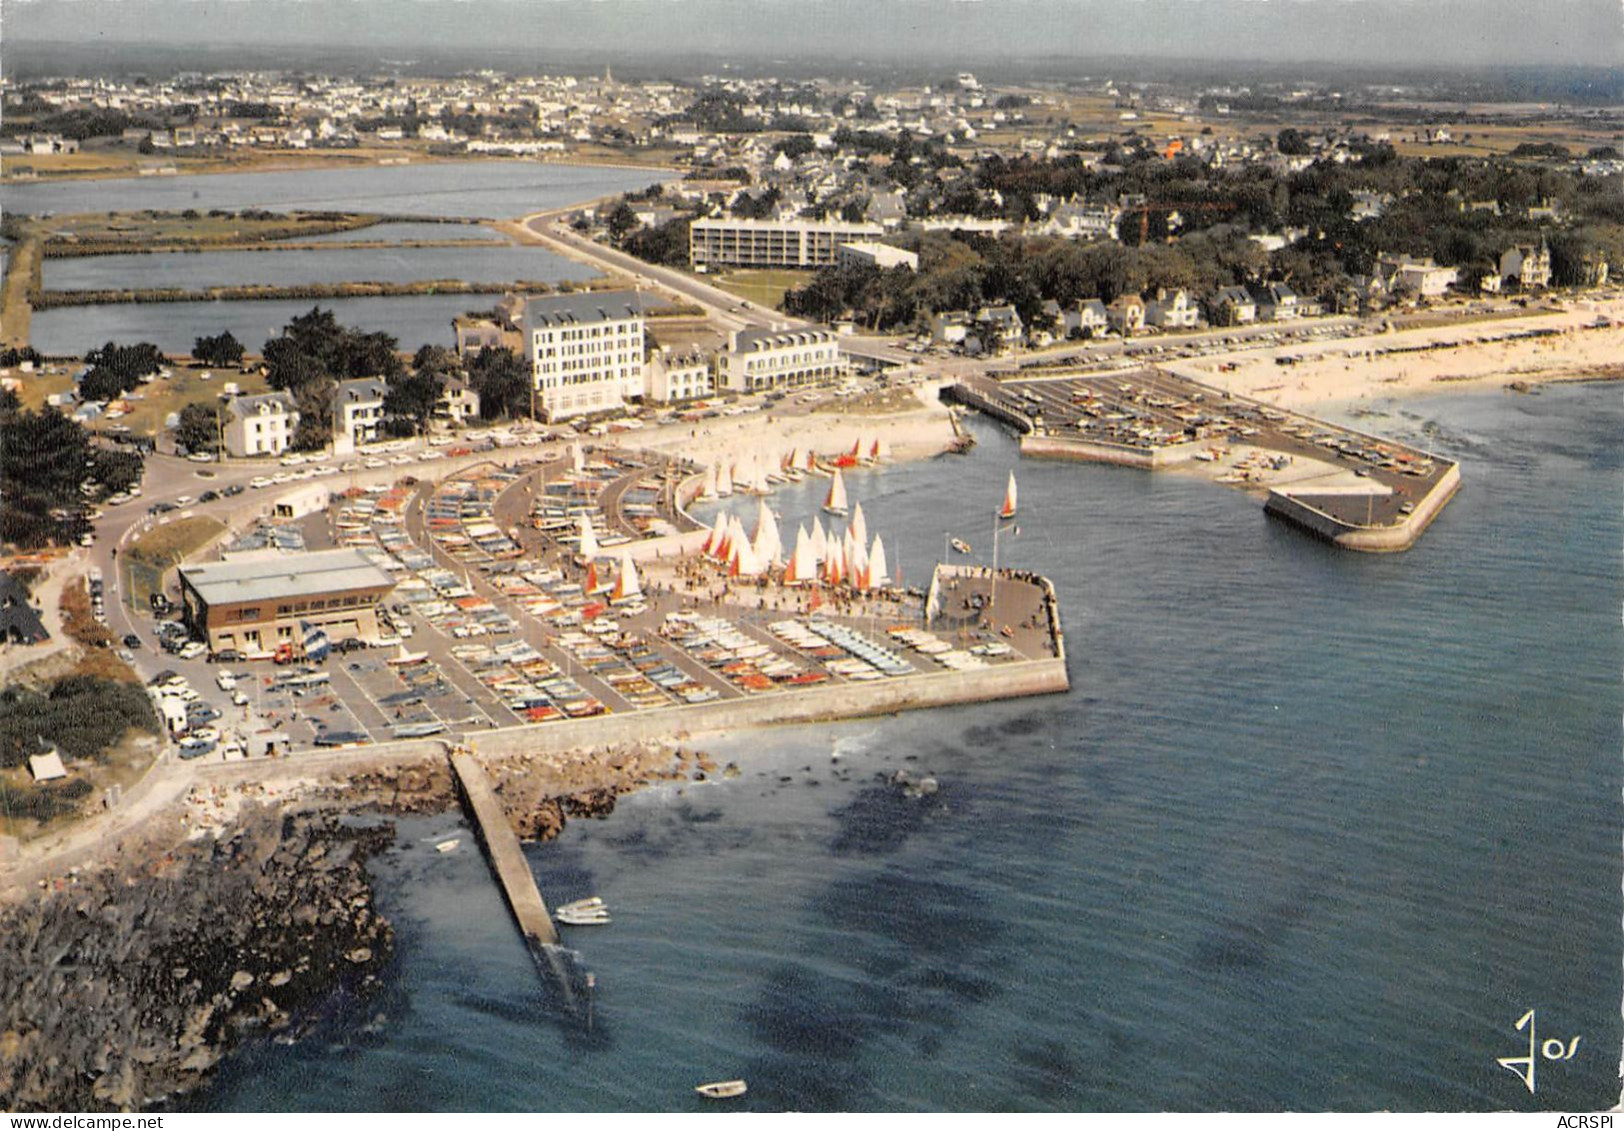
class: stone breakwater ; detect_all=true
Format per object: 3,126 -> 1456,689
331,741 -> 713,841
0,741 -> 721,1111
0,811 -> 393,1112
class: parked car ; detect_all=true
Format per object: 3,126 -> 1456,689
214,648 -> 244,663
122,633 -> 142,649
222,483 -> 246,497
198,489 -> 220,503
178,642 -> 207,660
148,501 -> 178,515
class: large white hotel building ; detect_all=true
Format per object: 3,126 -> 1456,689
523,290 -> 646,421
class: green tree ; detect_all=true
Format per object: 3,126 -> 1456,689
606,200 -> 638,242
468,347 -> 531,420
174,402 -> 221,454
192,331 -> 244,367
384,371 -> 444,434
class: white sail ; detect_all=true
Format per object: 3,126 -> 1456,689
876,437 -> 893,463
578,513 -> 599,559
785,527 -> 816,586
702,463 -> 719,501
732,533 -> 763,578
703,521 -> 721,558
611,550 -> 642,602
847,528 -> 869,589
752,498 -> 782,565
850,501 -> 868,549
867,534 -> 889,589
925,567 -> 943,624
571,442 -> 586,474
1000,470 -> 1018,519
823,468 -> 849,515
811,516 -> 828,562
718,461 -> 734,497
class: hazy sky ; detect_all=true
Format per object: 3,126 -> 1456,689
4,0 -> 1622,69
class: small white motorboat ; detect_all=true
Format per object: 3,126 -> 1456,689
695,1080 -> 748,1100
434,839 -> 460,853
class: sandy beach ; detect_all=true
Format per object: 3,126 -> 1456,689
1165,294 -> 1624,413
633,380 -> 960,472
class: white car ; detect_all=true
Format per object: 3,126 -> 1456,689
178,642 -> 207,660
389,454 -> 414,466
341,461 -> 362,473
186,451 -> 216,462
215,671 -> 237,691
249,476 -> 272,489
364,458 -> 388,469
174,495 -> 194,507
230,689 -> 250,707
279,453 -> 306,467
271,471 -> 294,484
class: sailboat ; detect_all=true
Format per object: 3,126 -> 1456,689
784,527 -> 815,586
387,642 -> 430,666
610,550 -> 642,604
999,470 -> 1018,520
823,467 -> 849,517
850,501 -> 868,549
867,534 -> 889,589
577,513 -> 600,559
717,462 -> 734,498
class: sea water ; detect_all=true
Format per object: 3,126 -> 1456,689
195,383 -> 1622,1112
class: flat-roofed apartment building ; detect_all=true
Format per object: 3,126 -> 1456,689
689,218 -> 883,270
178,548 -> 395,655
716,326 -> 847,393
523,290 -> 646,421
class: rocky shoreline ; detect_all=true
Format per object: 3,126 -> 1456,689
0,810 -> 393,1111
0,741 -> 722,1111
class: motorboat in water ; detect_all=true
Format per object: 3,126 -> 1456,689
951,538 -> 972,554
695,1080 -> 748,1100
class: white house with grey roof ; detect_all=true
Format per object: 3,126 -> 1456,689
523,290 -> 646,421
222,392 -> 299,458
716,325 -> 846,393
333,377 -> 387,453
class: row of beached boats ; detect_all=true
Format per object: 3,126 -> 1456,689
698,438 -> 893,503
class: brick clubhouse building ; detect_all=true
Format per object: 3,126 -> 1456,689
178,548 -> 395,655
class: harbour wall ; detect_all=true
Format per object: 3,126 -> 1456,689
1019,433 -> 1205,469
1265,462 -> 1462,552
942,382 -> 1035,434
194,654 -> 1071,787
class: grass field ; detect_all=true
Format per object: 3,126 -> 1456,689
94,364 -> 272,440
128,513 -> 227,568
712,269 -> 807,311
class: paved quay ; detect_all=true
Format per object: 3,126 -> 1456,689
951,368 -> 1460,551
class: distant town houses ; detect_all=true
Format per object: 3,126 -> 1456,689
716,326 -> 846,393
645,349 -> 714,404
436,378 -> 482,425
1499,242 -> 1552,290
1207,286 -> 1258,326
1374,253 -> 1459,298
1144,288 -> 1199,330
